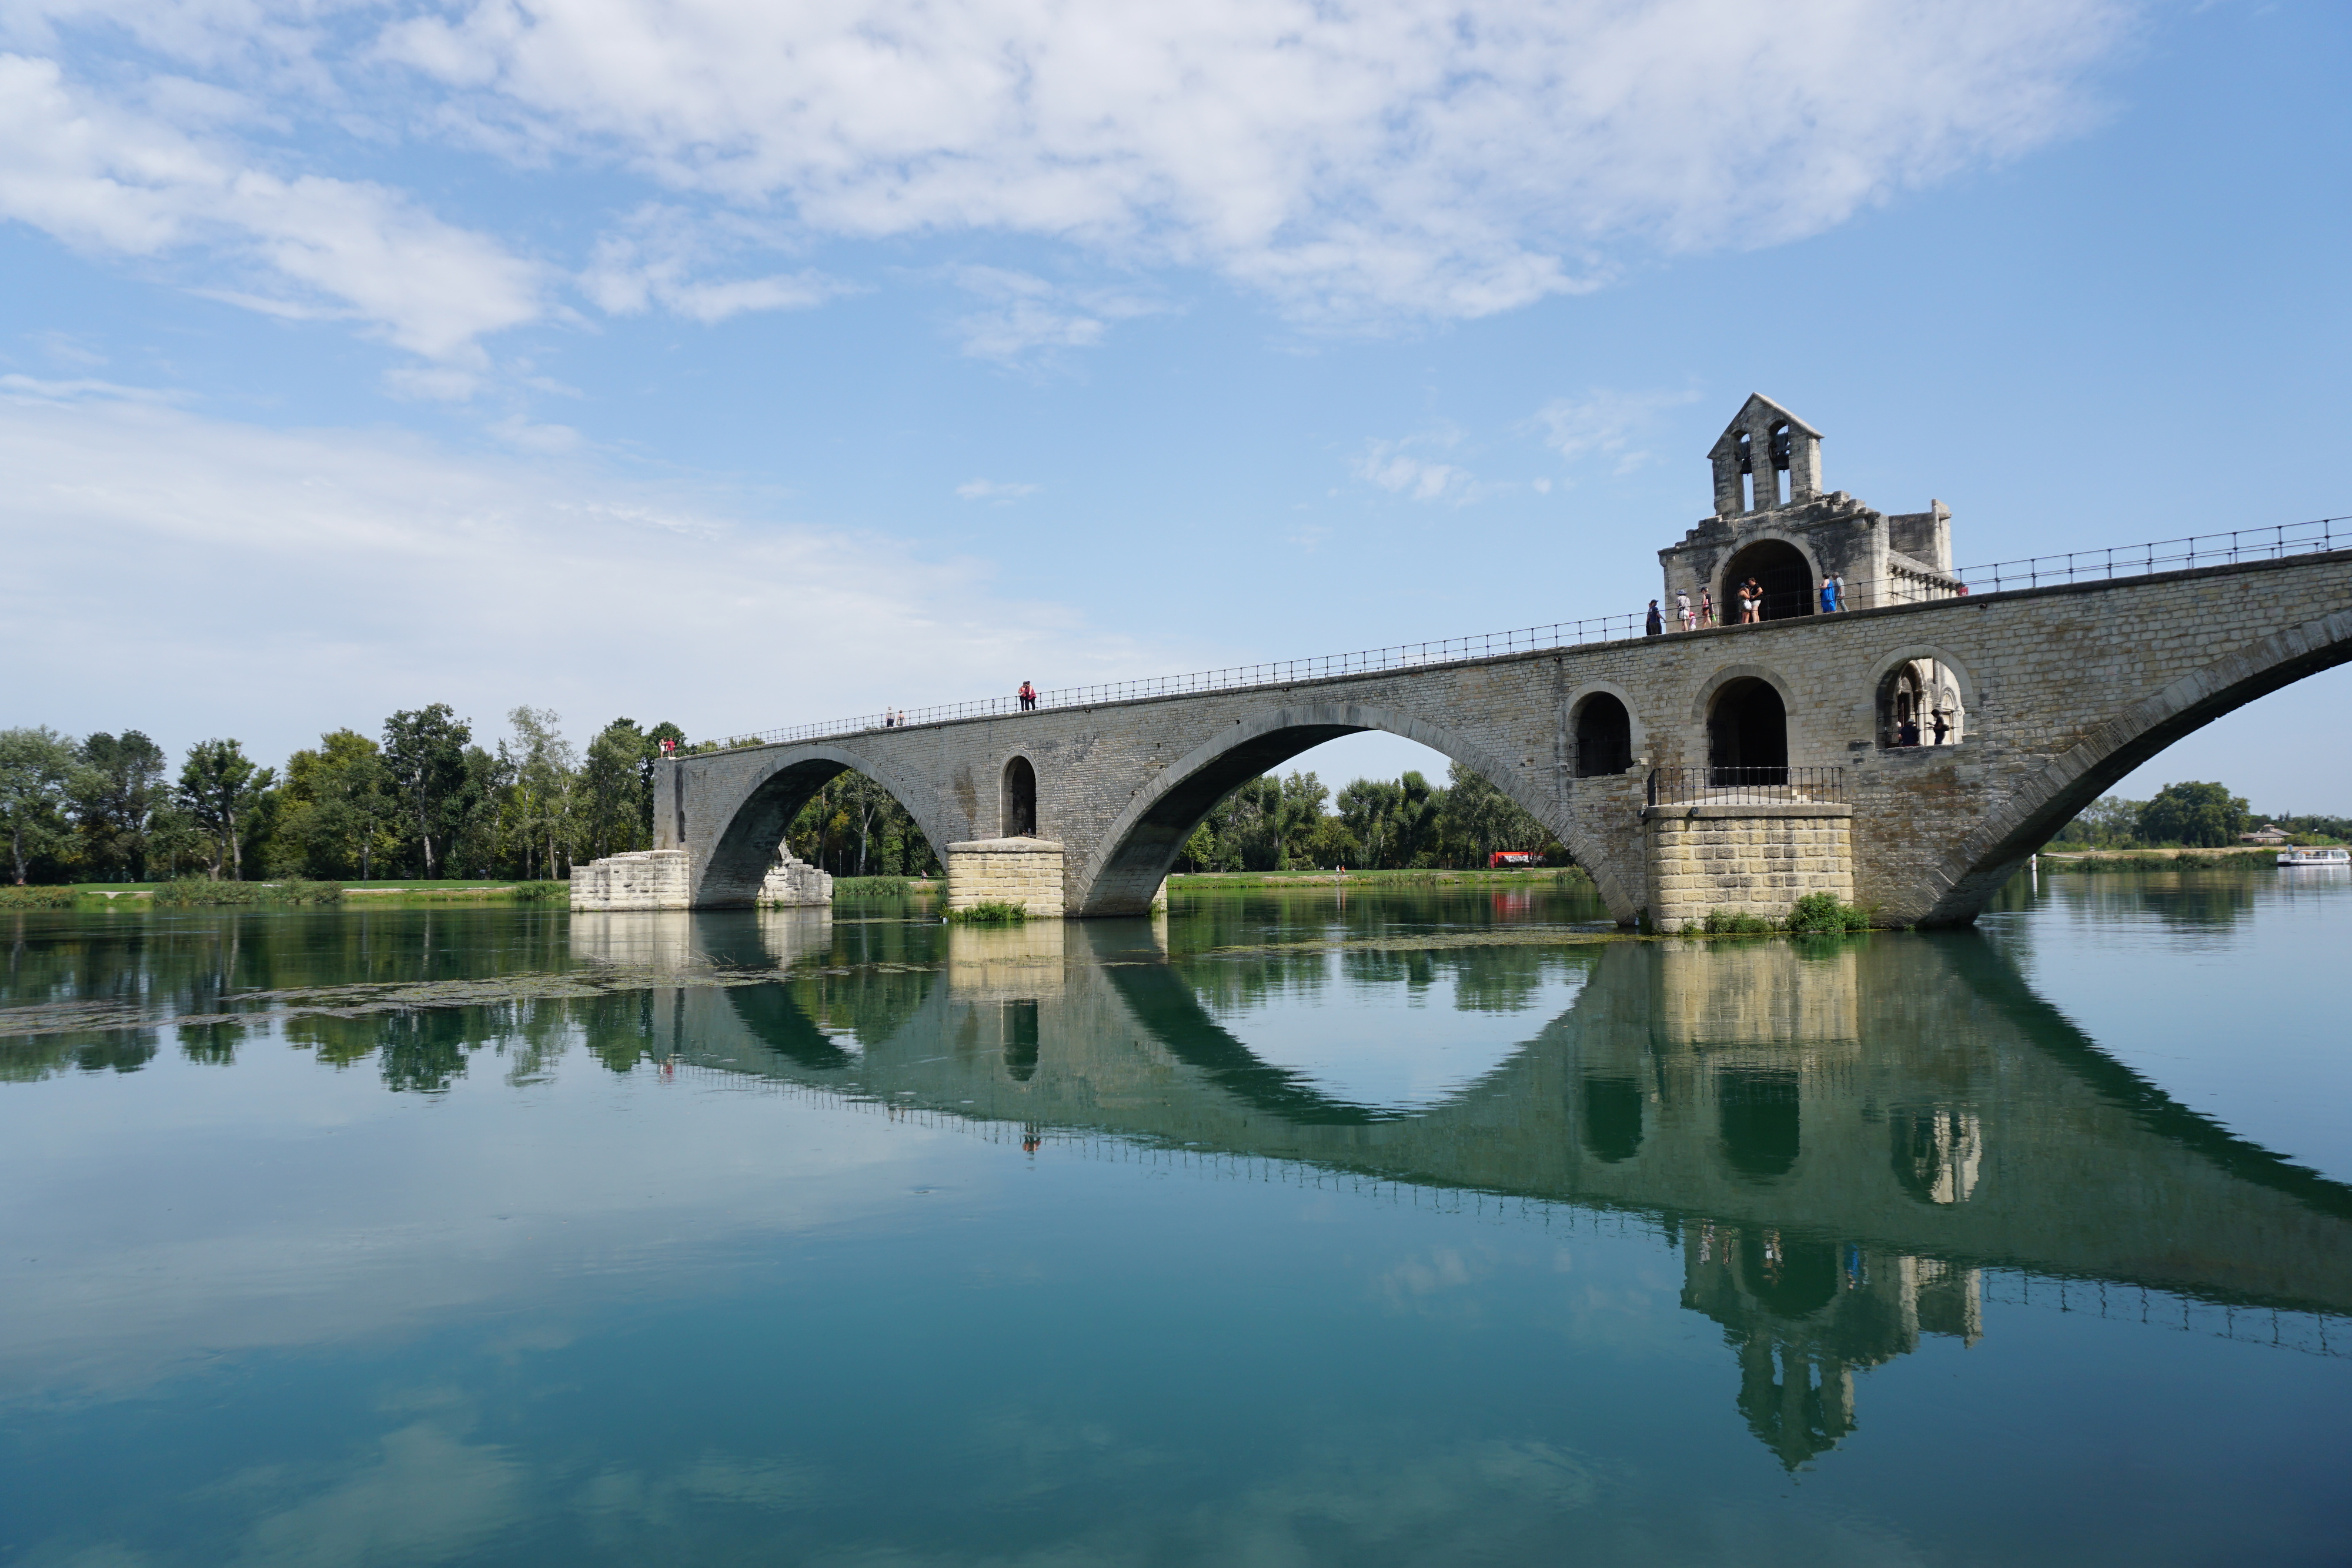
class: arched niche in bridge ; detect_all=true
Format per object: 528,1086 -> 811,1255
1892,1107 -> 1982,1205
1001,755 -> 1037,838
1707,677 -> 1789,783
1722,539 -> 1818,623
1877,661 -> 1967,750
1572,693 -> 1634,778
696,750 -> 948,907
1001,998 -> 1040,1081
1581,1074 -> 1643,1162
1719,1066 -> 1802,1180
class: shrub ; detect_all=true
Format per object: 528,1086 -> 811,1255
0,885 -> 77,908
1697,908 -> 1777,934
1788,892 -> 1871,934
509,880 -> 570,901
949,901 -> 1028,925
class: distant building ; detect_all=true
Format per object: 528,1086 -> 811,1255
2240,824 -> 2291,845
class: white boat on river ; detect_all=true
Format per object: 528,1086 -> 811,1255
2276,845 -> 2351,867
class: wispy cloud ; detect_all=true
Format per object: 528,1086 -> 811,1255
947,267 -> 1163,363
956,478 -> 1040,503
0,55 -> 544,363
1531,387 -> 1702,477
580,205 -> 853,324
1356,428 -> 1481,504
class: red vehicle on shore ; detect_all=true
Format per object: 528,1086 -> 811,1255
1488,850 -> 1539,868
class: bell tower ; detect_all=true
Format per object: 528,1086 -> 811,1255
1708,394 -> 1823,515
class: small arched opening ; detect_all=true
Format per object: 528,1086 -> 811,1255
1573,693 -> 1633,778
1001,755 -> 1037,838
1877,660 -> 1965,749
1002,998 -> 1040,1082
1736,1229 -> 1840,1319
1581,1074 -> 1643,1163
1722,540 -> 1816,623
1767,422 -> 1793,507
1708,677 -> 1789,785
1733,430 -> 1756,511
1719,1067 -> 1802,1181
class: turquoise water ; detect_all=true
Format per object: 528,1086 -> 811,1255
3,868 -> 2350,1565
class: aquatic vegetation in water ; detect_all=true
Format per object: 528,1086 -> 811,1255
950,901 -> 1028,925
0,887 -> 77,908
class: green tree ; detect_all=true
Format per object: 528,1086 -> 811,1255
500,707 -> 579,881
1337,778 -> 1403,868
275,731 -> 400,879
1442,761 -> 1554,865
2137,781 -> 2249,848
580,717 -> 650,859
1272,771 -> 1328,870
1390,770 -> 1447,867
382,705 -> 472,878
70,731 -> 168,880
0,727 -> 77,885
176,738 -> 275,880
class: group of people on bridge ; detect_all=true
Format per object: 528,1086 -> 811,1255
1647,574 -> 1848,636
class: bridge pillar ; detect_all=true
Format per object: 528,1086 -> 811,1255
570,848 -> 691,911
1642,804 -> 1855,933
946,838 -> 1067,918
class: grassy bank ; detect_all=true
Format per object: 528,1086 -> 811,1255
2039,847 -> 2285,871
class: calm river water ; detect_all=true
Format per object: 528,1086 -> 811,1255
4,867 -> 2350,1565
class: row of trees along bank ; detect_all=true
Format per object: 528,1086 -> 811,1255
3,714 -> 1568,885
2049,782 -> 2349,851
0,708 -> 685,885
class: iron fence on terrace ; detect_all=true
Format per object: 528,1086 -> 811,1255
1645,767 -> 1848,808
681,515 -> 2351,755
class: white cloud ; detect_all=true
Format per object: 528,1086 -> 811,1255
0,54 -> 544,362
1357,430 -> 1477,503
580,205 -> 851,323
372,0 -> 2127,322
956,478 -> 1040,502
0,388 -> 1164,766
1532,387 -> 1701,476
946,266 -> 1162,362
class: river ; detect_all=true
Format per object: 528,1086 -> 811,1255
4,865 -> 2349,1564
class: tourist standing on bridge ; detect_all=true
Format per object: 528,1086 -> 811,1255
1699,589 -> 1715,628
1739,578 -> 1763,623
1676,589 -> 1693,631
1017,681 -> 1037,711
1645,600 -> 1663,636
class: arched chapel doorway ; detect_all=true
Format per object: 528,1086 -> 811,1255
1574,694 -> 1633,777
1722,540 -> 1817,623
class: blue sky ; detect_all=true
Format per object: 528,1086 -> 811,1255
4,0 -> 2347,812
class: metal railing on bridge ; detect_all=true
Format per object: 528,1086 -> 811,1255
1645,767 -> 1848,808
683,515 -> 2350,755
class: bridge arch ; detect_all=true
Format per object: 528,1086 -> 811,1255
694,743 -> 954,907
1070,698 -> 1636,918
1917,604 -> 2352,925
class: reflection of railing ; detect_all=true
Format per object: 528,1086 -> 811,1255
682,516 -> 2350,755
1646,767 -> 1847,807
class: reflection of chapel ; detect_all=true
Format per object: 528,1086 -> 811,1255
1658,394 -> 1967,750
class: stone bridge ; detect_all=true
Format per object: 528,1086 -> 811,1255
578,910 -> 2352,1467
586,397 -> 2352,927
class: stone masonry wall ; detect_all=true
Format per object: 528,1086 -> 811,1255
946,839 -> 1067,917
570,848 -> 690,911
664,551 -> 2352,925
1643,806 -> 1854,932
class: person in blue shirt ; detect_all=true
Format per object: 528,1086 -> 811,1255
1820,577 -> 1840,613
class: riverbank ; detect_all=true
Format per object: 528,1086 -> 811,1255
2037,847 -> 2294,870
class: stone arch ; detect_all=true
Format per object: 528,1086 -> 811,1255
1000,753 -> 1038,838
1568,681 -> 1645,777
1071,699 -> 1635,919
693,744 -> 953,907
1866,644 -> 1973,750
1916,604 -> 2352,926
1720,533 -> 1821,623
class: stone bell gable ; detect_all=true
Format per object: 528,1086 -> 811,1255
1663,395 -> 1962,618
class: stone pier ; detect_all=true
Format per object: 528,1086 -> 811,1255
945,839 -> 1067,918
1642,804 -> 1855,932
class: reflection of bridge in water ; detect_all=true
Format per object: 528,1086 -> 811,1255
583,912 -> 2352,1468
